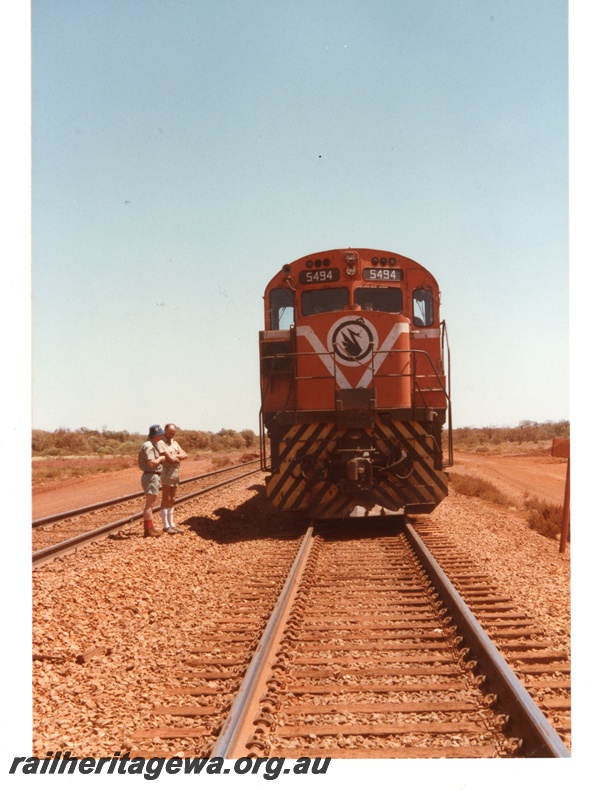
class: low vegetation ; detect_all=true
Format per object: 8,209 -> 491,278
31,427 -> 260,487
34,421 -> 567,459
449,472 -> 518,509
451,420 -> 569,454
523,495 -> 565,540
32,427 -> 259,457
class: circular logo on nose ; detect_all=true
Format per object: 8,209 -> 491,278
329,318 -> 377,366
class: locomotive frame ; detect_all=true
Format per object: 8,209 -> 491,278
259,248 -> 453,519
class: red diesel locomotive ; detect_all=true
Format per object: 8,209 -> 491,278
259,248 -> 452,519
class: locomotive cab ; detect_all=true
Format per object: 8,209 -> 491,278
259,249 -> 452,519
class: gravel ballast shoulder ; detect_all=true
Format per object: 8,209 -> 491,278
32,478 -> 570,757
425,491 -> 570,655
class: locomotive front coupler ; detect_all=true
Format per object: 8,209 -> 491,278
344,456 -> 373,490
330,446 -> 379,493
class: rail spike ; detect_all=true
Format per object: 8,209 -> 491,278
483,693 -> 498,708
503,737 -> 524,755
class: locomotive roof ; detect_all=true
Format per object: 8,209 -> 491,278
264,248 -> 439,292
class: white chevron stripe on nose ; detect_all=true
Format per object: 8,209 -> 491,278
298,320 -> 408,390
296,325 -> 352,389
357,322 -> 408,388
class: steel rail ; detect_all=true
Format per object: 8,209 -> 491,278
32,467 -> 262,567
32,458 -> 261,527
210,526 -> 315,759
402,519 -> 570,758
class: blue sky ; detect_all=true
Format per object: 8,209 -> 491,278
29,0 -> 569,435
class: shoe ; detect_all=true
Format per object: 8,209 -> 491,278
165,526 -> 183,535
144,527 -> 163,538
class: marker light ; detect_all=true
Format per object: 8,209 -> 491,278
344,251 -> 358,276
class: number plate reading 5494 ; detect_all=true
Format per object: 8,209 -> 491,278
299,269 -> 341,284
363,268 -> 403,281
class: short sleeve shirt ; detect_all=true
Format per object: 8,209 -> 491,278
156,438 -> 183,467
138,440 -> 163,473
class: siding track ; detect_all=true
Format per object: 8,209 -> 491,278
32,460 -> 262,566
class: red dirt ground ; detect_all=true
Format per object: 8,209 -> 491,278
31,454 -> 252,520
451,452 -> 568,507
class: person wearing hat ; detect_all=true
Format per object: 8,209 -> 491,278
157,423 -> 188,534
138,424 -> 168,537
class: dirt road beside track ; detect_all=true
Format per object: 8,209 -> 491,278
451,451 -> 568,507
31,455 -> 253,520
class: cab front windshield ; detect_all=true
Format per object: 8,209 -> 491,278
302,286 -> 402,316
302,288 -> 349,316
270,285 -> 404,327
355,287 -> 402,313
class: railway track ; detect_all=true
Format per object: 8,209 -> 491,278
410,518 -> 571,749
32,459 -> 263,566
128,519 -> 569,759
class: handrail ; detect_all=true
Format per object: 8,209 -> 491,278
259,340 -> 454,467
441,320 -> 453,466
260,347 -> 451,404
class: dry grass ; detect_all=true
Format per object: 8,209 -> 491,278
239,452 -> 260,463
210,456 -> 234,469
450,472 -> 568,543
449,472 -> 518,508
210,452 -> 260,468
524,495 -> 566,540
455,440 -> 555,457
32,450 -> 261,490
451,421 -> 569,454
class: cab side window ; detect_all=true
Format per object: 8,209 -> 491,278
270,288 -> 295,330
412,288 -> 434,327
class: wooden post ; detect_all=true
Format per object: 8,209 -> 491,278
551,438 -> 570,554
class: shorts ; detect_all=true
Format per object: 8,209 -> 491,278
141,471 -> 161,496
161,466 -> 180,488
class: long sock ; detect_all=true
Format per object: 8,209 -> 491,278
160,509 -> 169,530
168,508 -> 175,528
